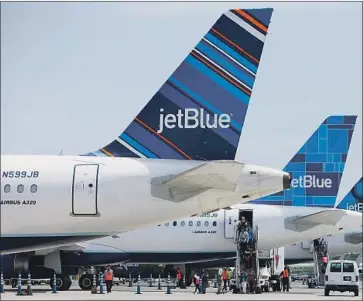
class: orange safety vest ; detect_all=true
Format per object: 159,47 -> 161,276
282,269 -> 289,278
105,270 -> 113,281
222,271 -> 228,280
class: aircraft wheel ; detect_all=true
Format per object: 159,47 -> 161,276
79,274 -> 93,291
49,274 -> 70,291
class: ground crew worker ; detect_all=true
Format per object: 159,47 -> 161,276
281,266 -> 290,292
104,265 -> 114,293
222,268 -> 228,291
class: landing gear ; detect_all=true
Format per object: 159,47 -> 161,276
49,274 -> 72,291
79,274 -> 99,291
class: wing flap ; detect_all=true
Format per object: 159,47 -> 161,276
285,210 -> 346,232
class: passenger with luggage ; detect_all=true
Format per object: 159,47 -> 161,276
240,270 -> 248,294
193,273 -> 200,294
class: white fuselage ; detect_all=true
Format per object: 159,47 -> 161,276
0,155 -> 288,254
285,230 -> 362,261
79,203 -> 362,264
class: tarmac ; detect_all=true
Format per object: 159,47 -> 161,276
1,281 -> 362,300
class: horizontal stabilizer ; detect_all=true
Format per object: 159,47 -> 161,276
285,210 -> 346,232
344,232 -> 363,245
151,161 -> 245,202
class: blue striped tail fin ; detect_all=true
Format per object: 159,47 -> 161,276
336,177 -> 362,212
83,8 -> 274,160
250,115 -> 357,207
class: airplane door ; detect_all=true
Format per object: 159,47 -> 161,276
224,208 -> 239,239
72,164 -> 99,216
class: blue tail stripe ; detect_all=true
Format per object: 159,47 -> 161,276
196,40 -> 254,88
120,133 -> 158,158
169,76 -> 242,132
205,33 -> 257,74
186,55 -> 250,105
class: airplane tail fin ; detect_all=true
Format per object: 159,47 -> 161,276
251,115 -> 357,207
84,8 -> 274,160
335,177 -> 362,212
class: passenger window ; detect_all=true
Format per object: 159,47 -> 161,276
213,221 -> 217,227
204,221 -> 209,227
165,222 -> 169,227
180,221 -> 185,227
30,184 -> 37,193
172,221 -> 177,227
188,221 -> 193,227
330,263 -> 342,272
4,184 -> 11,193
343,263 -> 354,272
197,221 -> 201,227
17,184 -> 24,193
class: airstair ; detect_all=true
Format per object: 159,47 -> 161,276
233,224 -> 261,294
311,238 -> 329,286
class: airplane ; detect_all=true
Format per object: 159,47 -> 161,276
0,7 -> 290,257
284,177 -> 362,265
1,115 -> 360,291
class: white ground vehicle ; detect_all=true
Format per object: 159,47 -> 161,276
324,260 -> 360,296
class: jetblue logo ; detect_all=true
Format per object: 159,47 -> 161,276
291,175 -> 332,189
157,108 -> 231,134
347,203 -> 362,212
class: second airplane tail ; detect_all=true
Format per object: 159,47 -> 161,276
335,177 -> 362,212
251,115 -> 357,208
84,8 -> 274,160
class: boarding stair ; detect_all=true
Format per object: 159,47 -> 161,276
311,238 -> 329,287
232,224 -> 260,294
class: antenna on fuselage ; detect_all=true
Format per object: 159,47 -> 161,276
58,149 -> 64,156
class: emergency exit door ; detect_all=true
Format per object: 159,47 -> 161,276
72,164 -> 99,215
224,208 -> 239,239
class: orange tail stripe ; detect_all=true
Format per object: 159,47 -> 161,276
101,148 -> 114,157
234,9 -> 268,33
191,51 -> 251,96
211,28 -> 259,64
135,117 -> 192,160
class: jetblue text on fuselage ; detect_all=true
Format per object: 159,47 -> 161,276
157,108 -> 231,134
291,175 -> 332,189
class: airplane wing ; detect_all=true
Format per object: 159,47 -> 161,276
344,232 -> 363,245
284,209 -> 346,232
151,161 -> 245,202
34,244 -> 85,255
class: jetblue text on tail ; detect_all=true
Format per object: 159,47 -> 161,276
157,108 -> 231,133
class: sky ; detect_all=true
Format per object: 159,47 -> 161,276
1,2 -> 362,200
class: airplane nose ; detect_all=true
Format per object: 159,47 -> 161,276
283,173 -> 292,190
